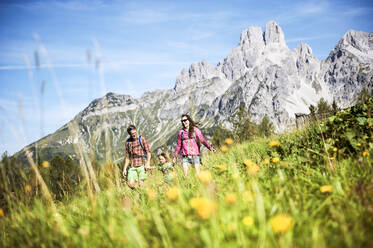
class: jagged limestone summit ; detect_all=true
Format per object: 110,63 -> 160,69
15,21 -> 373,164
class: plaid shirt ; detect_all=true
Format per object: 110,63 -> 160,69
125,136 -> 151,167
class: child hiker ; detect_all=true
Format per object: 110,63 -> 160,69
148,152 -> 175,183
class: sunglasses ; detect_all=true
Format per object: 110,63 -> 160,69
181,119 -> 188,123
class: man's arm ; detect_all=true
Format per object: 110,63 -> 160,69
142,137 -> 152,169
145,152 -> 151,169
123,154 -> 130,177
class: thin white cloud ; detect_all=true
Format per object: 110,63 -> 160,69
286,34 -> 337,43
121,4 -> 233,25
0,63 -> 89,70
191,32 -> 215,41
341,7 -> 372,17
3,0 -> 106,11
273,1 -> 330,23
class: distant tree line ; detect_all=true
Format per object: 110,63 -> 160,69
211,104 -> 274,148
0,153 -> 81,210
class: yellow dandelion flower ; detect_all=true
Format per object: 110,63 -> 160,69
363,151 -> 369,157
270,214 -> 293,234
165,187 -> 180,201
242,191 -> 254,202
247,164 -> 259,175
244,159 -> 255,168
225,193 -> 237,204
320,185 -> 333,193
232,173 -> 239,179
215,164 -> 227,173
242,216 -> 254,226
42,161 -> 50,168
357,143 -> 361,147
269,141 -> 280,147
333,147 -> 338,152
225,138 -> 234,145
146,188 -> 157,200
24,184 -> 32,192
272,157 -> 280,163
220,145 -> 229,152
190,197 -> 216,219
189,197 -> 202,208
198,170 -> 212,184
0,208 -> 4,217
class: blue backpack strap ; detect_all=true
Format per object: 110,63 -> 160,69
138,135 -> 147,158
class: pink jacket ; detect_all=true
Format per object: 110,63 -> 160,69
174,127 -> 213,157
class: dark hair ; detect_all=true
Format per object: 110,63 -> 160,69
127,125 -> 136,135
158,152 -> 171,162
181,114 -> 199,138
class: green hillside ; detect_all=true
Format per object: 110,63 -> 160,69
1,98 -> 372,247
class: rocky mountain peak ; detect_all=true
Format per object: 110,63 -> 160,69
338,30 -> 372,52
174,60 -> 221,92
264,21 -> 286,47
80,92 -> 136,118
295,43 -> 313,56
15,22 -> 373,165
239,26 -> 265,48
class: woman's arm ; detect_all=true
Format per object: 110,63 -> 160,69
195,128 -> 215,151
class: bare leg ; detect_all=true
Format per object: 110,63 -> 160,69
182,162 -> 189,176
138,179 -> 145,188
194,163 -> 201,176
128,179 -> 136,189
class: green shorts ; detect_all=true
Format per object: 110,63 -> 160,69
164,173 -> 174,182
127,166 -> 147,182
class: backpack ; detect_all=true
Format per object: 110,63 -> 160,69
126,136 -> 147,159
181,128 -> 201,154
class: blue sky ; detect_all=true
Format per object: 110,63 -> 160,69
0,0 -> 372,155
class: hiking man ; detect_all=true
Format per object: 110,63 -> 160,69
122,125 -> 151,188
173,114 -> 216,176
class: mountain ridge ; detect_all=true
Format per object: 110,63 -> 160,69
15,21 -> 373,164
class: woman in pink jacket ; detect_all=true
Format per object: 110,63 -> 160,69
173,114 -> 216,176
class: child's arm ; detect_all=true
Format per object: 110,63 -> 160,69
146,165 -> 156,170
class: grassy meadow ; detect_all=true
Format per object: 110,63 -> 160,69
1,99 -> 373,247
